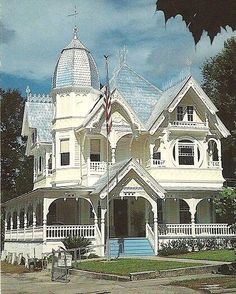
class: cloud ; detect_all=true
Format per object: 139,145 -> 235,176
1,0 -> 236,93
0,21 -> 16,44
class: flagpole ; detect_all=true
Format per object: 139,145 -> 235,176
104,55 -> 111,261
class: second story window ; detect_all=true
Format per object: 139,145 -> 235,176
38,156 -> 42,173
178,141 -> 194,165
187,106 -> 194,121
90,139 -> 100,162
32,129 -> 37,145
177,106 -> 184,121
60,139 -> 70,166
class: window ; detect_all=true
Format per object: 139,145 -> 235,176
177,106 -> 184,121
153,146 -> 161,160
38,156 -> 42,173
48,154 -> 52,170
179,200 -> 191,223
187,106 -> 194,121
90,139 -> 100,162
32,129 -> 37,145
173,139 -> 201,166
60,139 -> 70,166
178,141 -> 194,165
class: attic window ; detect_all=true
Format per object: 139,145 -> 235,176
177,106 -> 184,121
187,106 -> 194,121
32,129 -> 37,145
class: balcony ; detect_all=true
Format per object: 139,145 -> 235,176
168,121 -> 209,133
208,161 -> 220,168
147,159 -> 166,168
87,160 -> 113,175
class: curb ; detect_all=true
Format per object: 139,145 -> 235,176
70,264 -> 221,281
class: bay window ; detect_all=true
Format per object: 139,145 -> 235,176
60,139 -> 70,166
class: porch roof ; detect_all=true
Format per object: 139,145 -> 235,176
91,158 -> 166,199
2,186 -> 93,208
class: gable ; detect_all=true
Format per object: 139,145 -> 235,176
148,76 -> 230,138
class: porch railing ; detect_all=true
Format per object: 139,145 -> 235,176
46,225 -> 95,239
158,223 -> 235,237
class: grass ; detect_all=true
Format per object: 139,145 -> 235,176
171,249 -> 235,262
1,262 -> 29,274
73,258 -> 204,276
171,276 -> 236,290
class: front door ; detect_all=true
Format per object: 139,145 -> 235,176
114,199 -> 128,237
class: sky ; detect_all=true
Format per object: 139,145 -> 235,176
1,0 -> 235,96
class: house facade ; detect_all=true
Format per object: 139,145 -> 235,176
3,28 -> 234,258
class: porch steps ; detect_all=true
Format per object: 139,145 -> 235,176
109,238 -> 154,257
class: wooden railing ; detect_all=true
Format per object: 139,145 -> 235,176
208,161 -> 220,168
147,159 -> 166,168
170,121 -> 208,128
46,225 -> 95,239
158,223 -> 235,237
88,160 -> 113,174
146,223 -> 155,249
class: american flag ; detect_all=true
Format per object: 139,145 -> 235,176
103,56 -> 112,135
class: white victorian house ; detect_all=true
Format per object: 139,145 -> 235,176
3,28 -> 235,258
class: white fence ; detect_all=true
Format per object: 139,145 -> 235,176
158,223 -> 235,237
46,225 -> 95,239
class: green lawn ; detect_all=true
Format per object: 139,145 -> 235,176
73,258 -> 203,276
171,249 -> 235,262
171,276 -> 236,290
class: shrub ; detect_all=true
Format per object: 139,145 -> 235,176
159,239 -> 189,256
62,236 -> 92,258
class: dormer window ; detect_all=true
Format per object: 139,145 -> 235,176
177,106 -> 184,121
60,139 -> 70,166
32,129 -> 37,145
187,106 -> 194,121
90,139 -> 101,162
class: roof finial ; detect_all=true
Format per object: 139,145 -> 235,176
26,86 -> 31,100
119,45 -> 128,67
68,5 -> 79,39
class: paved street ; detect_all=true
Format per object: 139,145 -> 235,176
1,270 -> 207,294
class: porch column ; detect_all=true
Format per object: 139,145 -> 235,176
100,206 -> 106,256
111,148 -> 116,164
184,198 -> 201,238
45,152 -> 49,176
24,208 -> 27,240
217,139 -> 222,168
43,199 -> 48,243
153,204 -> 158,255
4,216 -> 7,240
32,204 -> 36,240
16,210 -> 20,241
10,212 -> 13,241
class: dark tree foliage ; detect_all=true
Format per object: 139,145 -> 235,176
1,89 -> 33,203
156,0 -> 236,45
201,37 -> 236,180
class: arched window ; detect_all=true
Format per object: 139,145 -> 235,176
19,209 -> 24,228
207,140 -> 219,161
173,139 -> 200,166
179,200 -> 191,223
12,211 -> 17,229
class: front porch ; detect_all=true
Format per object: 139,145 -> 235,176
5,223 -> 234,243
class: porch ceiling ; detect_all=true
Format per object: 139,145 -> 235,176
91,158 -> 166,200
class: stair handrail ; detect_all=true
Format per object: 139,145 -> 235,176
146,223 -> 155,249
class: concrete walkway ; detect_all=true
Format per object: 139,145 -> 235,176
1,269 -> 210,294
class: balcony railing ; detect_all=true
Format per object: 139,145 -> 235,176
169,121 -> 208,129
208,161 -> 220,168
147,159 -> 166,168
88,160 -> 113,174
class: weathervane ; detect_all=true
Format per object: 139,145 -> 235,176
68,5 -> 79,38
119,45 -> 128,66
